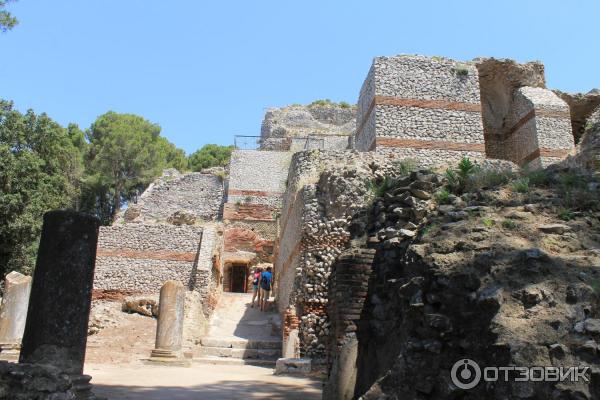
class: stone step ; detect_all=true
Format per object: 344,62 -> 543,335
198,346 -> 281,360
193,356 -> 276,367
200,337 -> 281,350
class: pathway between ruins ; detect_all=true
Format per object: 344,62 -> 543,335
86,292 -> 321,399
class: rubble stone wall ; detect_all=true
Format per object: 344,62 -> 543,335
261,104 -> 356,141
228,150 -> 292,208
488,86 -> 574,168
355,55 -> 486,165
94,224 -> 218,299
275,149 -> 407,360
117,169 -> 224,224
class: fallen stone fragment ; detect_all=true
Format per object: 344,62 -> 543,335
410,188 -> 431,200
538,224 -> 571,234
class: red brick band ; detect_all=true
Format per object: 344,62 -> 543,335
534,108 -> 571,119
356,95 -> 482,142
223,203 -> 276,221
520,148 -> 574,165
97,248 -> 197,262
376,137 -> 485,152
500,108 -> 571,142
228,189 -> 284,198
502,110 -> 536,141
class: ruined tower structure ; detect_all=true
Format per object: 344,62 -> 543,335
356,55 -> 575,168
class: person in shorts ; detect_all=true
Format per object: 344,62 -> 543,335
259,266 -> 273,311
251,266 -> 263,308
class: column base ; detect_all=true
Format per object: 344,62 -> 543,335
146,348 -> 191,367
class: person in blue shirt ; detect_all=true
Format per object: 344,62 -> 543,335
259,266 -> 273,311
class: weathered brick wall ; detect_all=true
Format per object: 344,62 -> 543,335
355,55 -> 486,165
323,248 -> 375,400
94,224 -> 218,300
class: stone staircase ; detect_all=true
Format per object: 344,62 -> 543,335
194,292 -> 282,366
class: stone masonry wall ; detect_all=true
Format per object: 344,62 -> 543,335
355,55 -> 486,166
261,104 -> 356,141
95,224 -> 218,299
275,149 -> 409,360
228,150 -> 292,208
117,169 -> 224,224
485,86 -> 574,168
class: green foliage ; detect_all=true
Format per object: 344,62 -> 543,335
470,169 -> 515,190
591,281 -> 600,295
83,111 -> 186,223
393,158 -> 418,176
188,144 -> 234,172
0,100 -> 83,276
421,222 -> 438,237
501,219 -> 518,230
558,208 -> 575,221
511,178 -> 530,193
482,218 -> 495,228
213,170 -> 227,182
309,99 -> 352,108
435,189 -> 451,204
309,99 -> 335,107
244,196 -> 252,203
525,169 -> 551,187
0,0 -> 18,32
454,64 -> 470,76
368,176 -> 397,198
446,157 -> 477,194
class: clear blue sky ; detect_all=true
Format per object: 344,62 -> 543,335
1,1 -> 598,154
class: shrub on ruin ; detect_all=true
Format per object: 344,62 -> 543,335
434,189 -> 451,204
445,157 -> 477,194
309,99 -> 334,107
482,217 -> 495,228
468,169 -> 515,191
511,178 -> 530,193
454,64 -> 470,76
501,219 -> 518,230
214,169 -> 227,183
393,158 -> 418,176
368,176 -> 398,198
557,208 -> 575,221
525,169 -> 551,187
339,101 -> 352,109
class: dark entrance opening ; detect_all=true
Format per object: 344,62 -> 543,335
230,264 -> 247,293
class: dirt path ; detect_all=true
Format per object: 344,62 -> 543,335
87,363 -> 322,400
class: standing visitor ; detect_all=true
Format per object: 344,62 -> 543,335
250,266 -> 263,308
260,266 -> 273,311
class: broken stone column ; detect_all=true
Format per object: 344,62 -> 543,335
0,271 -> 32,356
149,280 -> 187,365
19,210 -> 100,399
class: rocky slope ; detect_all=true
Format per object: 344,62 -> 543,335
350,166 -> 600,399
260,103 -> 356,140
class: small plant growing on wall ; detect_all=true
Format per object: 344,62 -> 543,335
454,63 -> 470,76
244,196 -> 253,203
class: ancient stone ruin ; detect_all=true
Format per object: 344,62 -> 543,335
2,53 -> 600,399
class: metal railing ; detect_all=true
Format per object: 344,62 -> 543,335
234,135 -> 261,150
